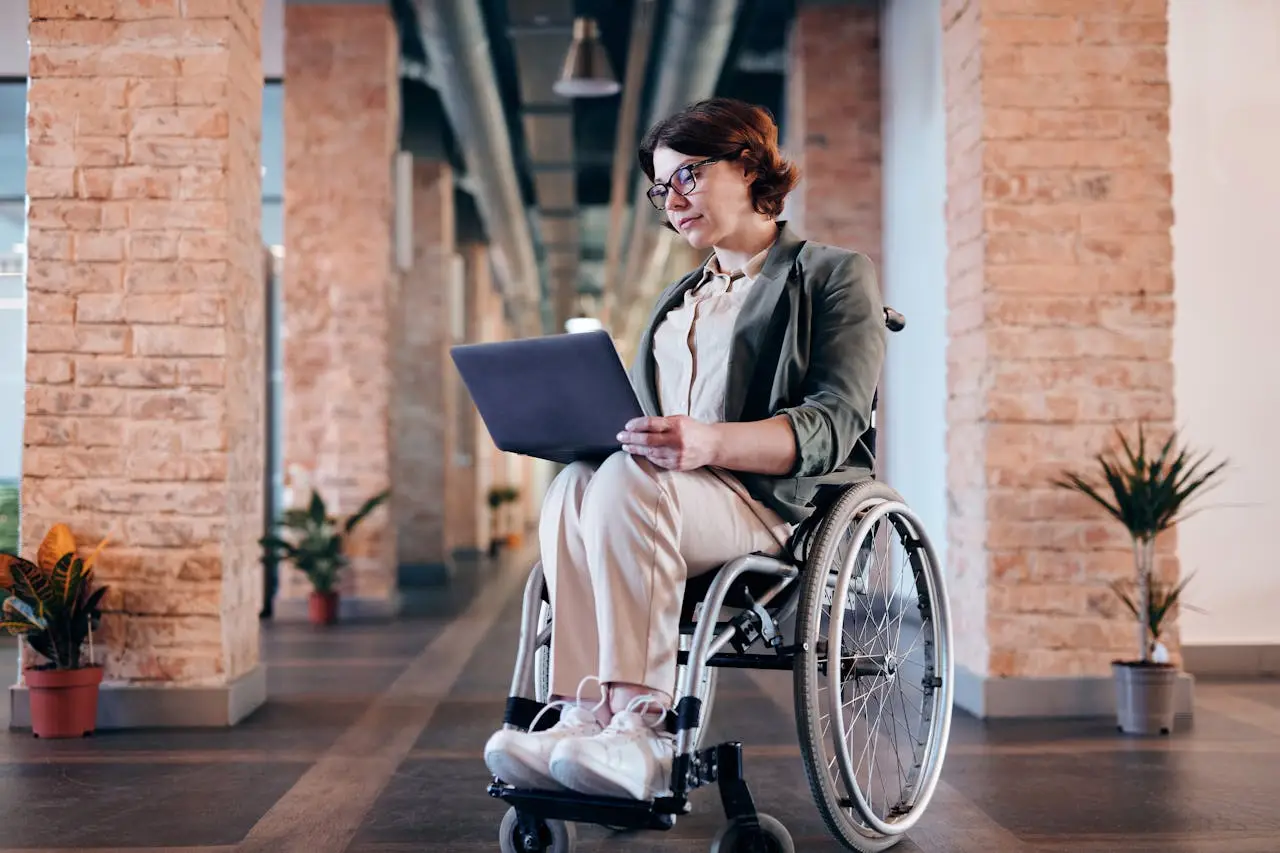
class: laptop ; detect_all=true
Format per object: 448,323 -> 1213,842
450,330 -> 646,465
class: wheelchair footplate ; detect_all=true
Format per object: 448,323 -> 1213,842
491,698 -> 791,851
487,783 -> 688,832
488,737 -> 761,829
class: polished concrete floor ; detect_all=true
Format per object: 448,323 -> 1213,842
1,550 -> 1278,852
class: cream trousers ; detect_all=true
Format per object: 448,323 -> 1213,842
539,451 -> 789,704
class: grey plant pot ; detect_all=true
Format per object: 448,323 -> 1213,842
1113,661 -> 1178,736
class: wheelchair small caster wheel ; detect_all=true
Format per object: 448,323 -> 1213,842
710,813 -> 794,853
499,807 -> 575,853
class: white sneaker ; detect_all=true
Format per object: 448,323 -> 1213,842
548,695 -> 675,801
485,676 -> 607,790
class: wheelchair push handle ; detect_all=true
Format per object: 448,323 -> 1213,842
884,306 -> 906,332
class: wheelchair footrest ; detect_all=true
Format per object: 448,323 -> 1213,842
488,784 -> 688,831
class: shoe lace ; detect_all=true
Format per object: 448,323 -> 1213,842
603,693 -> 670,736
527,674 -> 608,732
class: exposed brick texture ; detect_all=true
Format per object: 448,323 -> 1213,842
281,4 -> 398,601
788,4 -> 882,264
392,159 -> 457,569
23,0 -> 264,684
467,243 -> 497,549
443,242 -> 491,555
942,0 -> 1178,678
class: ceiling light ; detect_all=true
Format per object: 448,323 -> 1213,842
565,316 -> 604,334
553,17 -> 620,98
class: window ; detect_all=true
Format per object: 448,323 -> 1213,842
0,80 -> 25,496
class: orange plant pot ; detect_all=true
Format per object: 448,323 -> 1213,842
26,665 -> 103,738
309,590 -> 340,626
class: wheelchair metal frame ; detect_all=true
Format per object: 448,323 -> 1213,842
487,305 -> 917,842
491,548 -> 805,835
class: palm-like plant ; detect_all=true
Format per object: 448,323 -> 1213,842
1056,423 -> 1226,664
0,523 -> 109,671
260,488 -> 389,593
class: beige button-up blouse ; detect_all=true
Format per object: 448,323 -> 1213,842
652,244 -> 772,423
651,241 -> 792,546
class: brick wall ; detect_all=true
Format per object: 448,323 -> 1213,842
392,159 -> 456,568
443,242 -> 490,555
942,0 -> 1178,678
282,4 -> 398,601
23,0 -> 264,683
468,243 -> 496,550
788,4 -> 882,264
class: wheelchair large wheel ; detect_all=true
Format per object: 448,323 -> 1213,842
793,481 -> 954,852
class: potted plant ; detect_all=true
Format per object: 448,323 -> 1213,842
0,523 -> 109,738
260,488 -> 388,626
502,485 -> 523,548
487,486 -> 508,556
1056,423 -> 1226,736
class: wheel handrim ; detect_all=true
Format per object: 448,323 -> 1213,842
810,498 -> 953,839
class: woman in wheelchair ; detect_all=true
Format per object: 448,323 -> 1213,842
485,98 -> 887,804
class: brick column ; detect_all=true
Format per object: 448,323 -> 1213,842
468,244 -> 498,551
444,242 -> 491,558
942,0 -> 1180,716
19,0 -> 266,727
787,2 -> 882,264
281,3 -> 398,613
393,158 -> 458,583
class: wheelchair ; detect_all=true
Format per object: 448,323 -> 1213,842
488,308 -> 954,853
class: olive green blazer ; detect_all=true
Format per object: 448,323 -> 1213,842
630,221 -> 886,525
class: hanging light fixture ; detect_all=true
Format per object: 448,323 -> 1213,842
553,16 -> 620,98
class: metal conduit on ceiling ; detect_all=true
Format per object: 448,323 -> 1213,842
614,0 -> 742,338
411,0 -> 545,336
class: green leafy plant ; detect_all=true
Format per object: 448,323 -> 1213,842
1055,423 -> 1226,664
0,523 -> 109,671
260,488 -> 389,594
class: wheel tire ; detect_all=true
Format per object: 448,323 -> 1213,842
709,813 -> 794,853
792,480 -> 953,852
499,807 -> 575,853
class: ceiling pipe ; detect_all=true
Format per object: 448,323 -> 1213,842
411,0 -> 543,336
614,0 -> 742,334
601,0 -> 658,333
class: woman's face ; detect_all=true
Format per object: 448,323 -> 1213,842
650,145 -> 754,249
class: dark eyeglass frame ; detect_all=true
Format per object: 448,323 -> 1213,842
646,155 -> 732,210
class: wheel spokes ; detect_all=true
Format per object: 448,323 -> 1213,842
815,505 -> 942,836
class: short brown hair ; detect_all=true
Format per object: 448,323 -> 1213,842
638,98 -> 799,222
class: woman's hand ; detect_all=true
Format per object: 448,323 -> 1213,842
618,416 -> 721,471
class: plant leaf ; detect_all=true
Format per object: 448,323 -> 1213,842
308,490 -> 326,524
0,553 -> 39,593
49,552 -> 79,609
82,536 -> 109,572
3,595 -> 44,629
10,562 -> 53,608
37,523 -> 76,575
343,490 -> 389,534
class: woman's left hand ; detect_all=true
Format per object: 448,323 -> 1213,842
618,416 -> 720,471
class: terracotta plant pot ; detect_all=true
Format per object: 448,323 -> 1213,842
26,665 -> 103,739
309,590 -> 340,626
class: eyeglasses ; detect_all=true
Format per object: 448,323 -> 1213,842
646,155 -> 731,210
